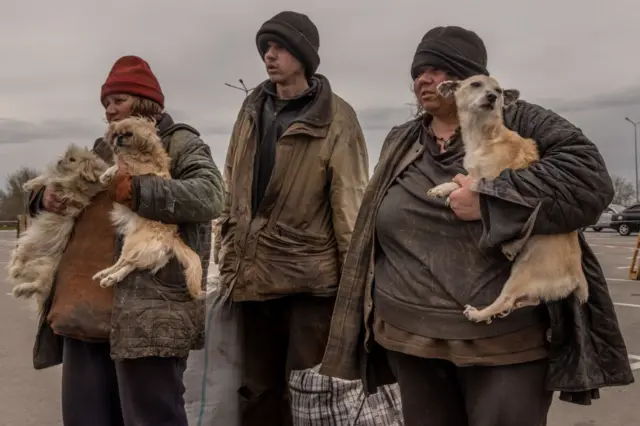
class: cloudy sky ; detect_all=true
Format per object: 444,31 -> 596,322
1,0 -> 639,191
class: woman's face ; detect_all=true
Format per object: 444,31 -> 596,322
103,93 -> 135,123
413,66 -> 457,115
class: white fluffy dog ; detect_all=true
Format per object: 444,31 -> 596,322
7,144 -> 109,309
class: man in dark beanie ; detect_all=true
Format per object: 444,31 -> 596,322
321,25 -> 632,426
256,10 -> 320,80
216,10 -> 369,426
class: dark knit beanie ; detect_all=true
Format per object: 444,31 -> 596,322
101,55 -> 164,107
256,11 -> 320,78
410,26 -> 489,80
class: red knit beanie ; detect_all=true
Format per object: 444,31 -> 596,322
100,55 -> 165,108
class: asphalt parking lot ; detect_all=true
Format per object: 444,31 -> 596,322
0,229 -> 638,425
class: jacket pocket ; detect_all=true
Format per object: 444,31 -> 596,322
272,222 -> 330,247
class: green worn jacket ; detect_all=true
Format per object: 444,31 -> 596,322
30,113 -> 224,368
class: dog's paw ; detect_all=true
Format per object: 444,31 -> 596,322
92,270 -> 108,281
99,275 -> 119,288
99,173 -> 111,185
8,263 -> 22,278
12,284 -> 37,299
427,182 -> 460,198
463,305 -> 492,324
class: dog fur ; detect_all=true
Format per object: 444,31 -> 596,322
8,144 -> 109,309
427,75 -> 588,324
92,116 -> 205,300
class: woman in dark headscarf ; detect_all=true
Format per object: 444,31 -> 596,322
320,26 -> 633,426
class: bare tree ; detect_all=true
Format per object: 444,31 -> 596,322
610,174 -> 635,206
0,167 -> 40,221
224,79 -> 255,97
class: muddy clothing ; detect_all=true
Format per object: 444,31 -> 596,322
29,113 -> 225,369
252,80 -> 317,215
387,351 -> 553,426
239,294 -> 336,426
320,100 -> 635,405
374,124 -> 546,341
61,337 -> 189,426
372,123 -> 548,365
218,74 -> 369,301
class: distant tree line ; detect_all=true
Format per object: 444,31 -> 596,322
0,167 -> 39,222
611,175 -> 636,207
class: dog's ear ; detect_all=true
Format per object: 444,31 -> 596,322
79,160 -> 101,182
437,80 -> 460,98
503,89 -> 520,106
104,123 -> 117,146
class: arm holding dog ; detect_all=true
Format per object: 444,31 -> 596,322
473,101 -> 614,248
126,133 -> 225,224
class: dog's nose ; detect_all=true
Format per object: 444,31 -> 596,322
486,93 -> 497,103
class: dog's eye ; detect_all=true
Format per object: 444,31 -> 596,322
69,157 -> 76,162
495,88 -> 503,94
470,82 -> 482,88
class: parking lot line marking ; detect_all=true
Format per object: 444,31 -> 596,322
629,355 -> 640,361
617,266 -> 630,269
630,361 -> 640,371
614,303 -> 640,309
606,278 -> 636,282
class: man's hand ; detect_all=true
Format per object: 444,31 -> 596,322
42,186 -> 68,215
108,168 -> 133,207
448,174 -> 481,221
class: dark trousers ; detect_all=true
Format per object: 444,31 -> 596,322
387,350 -> 553,426
61,337 -> 188,426
238,294 -> 336,426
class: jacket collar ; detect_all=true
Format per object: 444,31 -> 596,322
245,74 -> 334,137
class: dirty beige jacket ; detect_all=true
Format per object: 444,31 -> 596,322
218,75 -> 369,301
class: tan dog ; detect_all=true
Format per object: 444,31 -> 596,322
427,75 -> 588,323
8,144 -> 109,309
92,117 -> 205,300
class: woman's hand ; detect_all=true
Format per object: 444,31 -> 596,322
108,166 -> 133,207
42,186 -> 68,215
448,174 -> 481,221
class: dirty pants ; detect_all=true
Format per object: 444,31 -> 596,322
387,350 -> 553,426
239,294 -> 336,426
61,337 -> 188,426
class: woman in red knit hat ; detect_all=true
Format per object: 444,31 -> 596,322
27,55 -> 225,426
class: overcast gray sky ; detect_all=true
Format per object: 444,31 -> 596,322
1,0 -> 639,190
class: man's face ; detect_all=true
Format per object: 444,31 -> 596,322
263,41 -> 304,83
103,93 -> 134,123
413,66 -> 457,114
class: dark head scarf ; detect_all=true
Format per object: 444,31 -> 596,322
411,26 -> 488,80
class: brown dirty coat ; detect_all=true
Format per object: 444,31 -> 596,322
217,74 -> 369,301
320,101 -> 634,405
30,113 -> 225,369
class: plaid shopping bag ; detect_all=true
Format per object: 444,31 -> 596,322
289,365 -> 404,426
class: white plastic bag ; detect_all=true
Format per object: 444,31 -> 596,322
184,278 -> 242,426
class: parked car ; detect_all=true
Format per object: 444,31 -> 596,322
584,204 -> 625,232
609,203 -> 640,236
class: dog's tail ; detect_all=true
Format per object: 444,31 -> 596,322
172,238 -> 205,300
